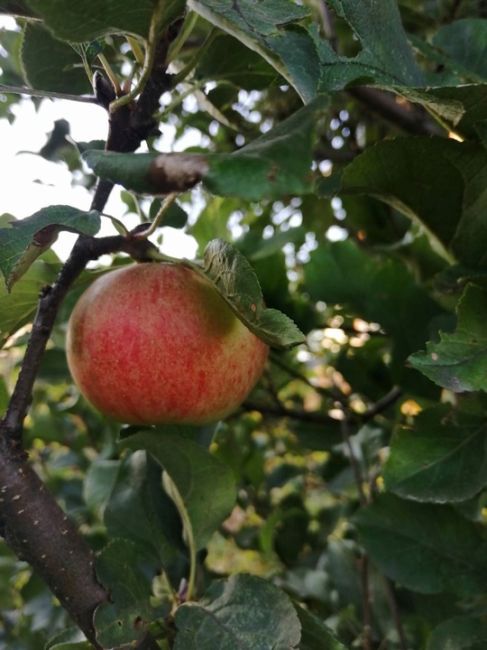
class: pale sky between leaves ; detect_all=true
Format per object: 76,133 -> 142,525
0,96 -> 200,261
0,10 -> 198,263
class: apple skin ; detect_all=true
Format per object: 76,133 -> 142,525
66,262 -> 269,425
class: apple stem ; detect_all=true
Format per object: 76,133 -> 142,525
133,191 -> 179,240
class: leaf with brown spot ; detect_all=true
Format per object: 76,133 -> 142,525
0,207 -> 100,290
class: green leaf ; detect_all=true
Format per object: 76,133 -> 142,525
104,451 -> 184,567
45,628 -> 89,649
428,616 -> 487,650
148,198 -> 188,229
21,23 -> 91,94
189,196 -> 235,253
195,34 -> 279,90
174,574 -> 301,649
121,428 -> 237,549
304,240 -> 443,363
410,285 -> 487,392
189,0 -> 424,101
94,539 -> 157,647
0,254 -> 59,348
354,493 -> 487,596
296,605 -> 347,650
204,95 -> 326,200
201,239 -> 305,348
83,150 -> 209,195
433,19 -> 487,82
384,406 -> 487,502
340,137 -> 463,259
83,96 -> 326,201
0,207 -> 100,290
83,459 -> 121,512
188,0 -> 316,102
0,377 -> 9,415
25,0 -> 185,41
419,84 -> 487,139
341,137 -> 487,268
323,0 -> 425,86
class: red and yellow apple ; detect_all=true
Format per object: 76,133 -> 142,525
66,262 -> 268,425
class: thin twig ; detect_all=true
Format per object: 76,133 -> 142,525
341,417 -> 367,506
360,555 -> 373,650
0,84 -> 96,103
270,352 -> 347,404
349,87 -> 444,136
243,401 -> 338,425
318,0 -> 337,51
382,577 -> 408,650
362,386 -> 403,421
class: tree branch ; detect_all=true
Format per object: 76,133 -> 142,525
0,17 -> 182,649
0,436 -> 106,647
242,401 -> 339,425
0,0 -> 37,18
349,87 -> 445,136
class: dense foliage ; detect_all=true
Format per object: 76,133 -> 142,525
3,1 -> 487,648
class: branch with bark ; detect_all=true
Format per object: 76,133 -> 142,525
0,19 -> 185,649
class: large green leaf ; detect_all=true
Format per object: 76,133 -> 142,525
0,207 -> 100,290
0,253 -> 59,348
204,96 -> 326,200
384,406 -> 487,502
121,429 -> 237,550
201,239 -> 304,348
104,451 -> 184,567
174,574 -> 301,649
188,0 -> 316,102
339,137 -> 463,259
340,137 -> 487,267
25,0 -> 185,41
83,459 -> 121,513
296,606 -> 348,650
195,34 -> 279,90
83,96 -> 327,201
433,19 -> 487,82
428,616 -> 487,650
189,0 -> 424,102
355,493 -> 487,596
410,285 -> 487,392
94,539 -> 158,647
304,240 -> 443,363
21,23 -> 91,94
45,628 -> 90,650
324,0 -> 425,86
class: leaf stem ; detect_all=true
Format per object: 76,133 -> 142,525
162,471 -> 197,602
167,11 -> 199,64
132,192 -> 179,239
127,35 -> 145,65
109,0 -> 166,113
172,28 -> 217,85
97,53 -> 122,96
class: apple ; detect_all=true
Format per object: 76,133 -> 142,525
66,262 -> 269,425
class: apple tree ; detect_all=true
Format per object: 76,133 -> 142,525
2,1 -> 487,648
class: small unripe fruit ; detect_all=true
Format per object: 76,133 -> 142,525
66,262 -> 268,425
